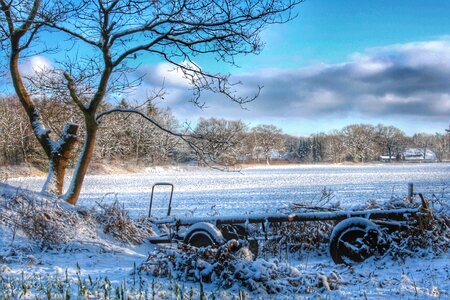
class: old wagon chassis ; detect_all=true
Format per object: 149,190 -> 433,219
150,207 -> 421,226
147,183 -> 431,264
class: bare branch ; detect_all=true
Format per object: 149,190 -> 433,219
95,108 -> 241,170
17,0 -> 41,36
96,108 -> 187,137
63,72 -> 88,112
47,23 -> 100,48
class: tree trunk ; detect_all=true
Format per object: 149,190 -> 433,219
387,146 -> 392,163
63,117 -> 98,205
10,46 -> 79,196
42,123 -> 78,194
42,159 -> 65,195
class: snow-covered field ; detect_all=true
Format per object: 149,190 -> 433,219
8,163 -> 450,217
2,163 -> 450,299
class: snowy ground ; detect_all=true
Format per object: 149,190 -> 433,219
8,163 -> 450,218
1,163 -> 450,298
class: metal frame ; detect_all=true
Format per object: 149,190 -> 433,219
147,184 -> 432,249
149,207 -> 421,226
148,182 -> 174,218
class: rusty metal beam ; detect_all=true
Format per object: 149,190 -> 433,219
166,207 -> 420,226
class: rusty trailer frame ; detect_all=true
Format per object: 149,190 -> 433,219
147,182 -> 432,264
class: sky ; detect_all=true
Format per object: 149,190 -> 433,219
130,0 -> 450,136
4,0 -> 450,137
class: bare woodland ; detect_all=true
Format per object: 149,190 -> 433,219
1,94 -> 448,168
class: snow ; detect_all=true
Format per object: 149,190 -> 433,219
183,221 -> 225,242
1,163 -> 449,298
7,163 -> 450,219
31,118 -> 50,138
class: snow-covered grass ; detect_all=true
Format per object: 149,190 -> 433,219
1,163 -> 449,299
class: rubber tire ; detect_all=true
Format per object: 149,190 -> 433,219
184,222 -> 224,248
329,217 -> 384,265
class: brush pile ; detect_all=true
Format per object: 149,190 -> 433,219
139,239 -> 341,295
95,200 -> 153,245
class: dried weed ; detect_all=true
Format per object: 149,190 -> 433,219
95,199 -> 153,245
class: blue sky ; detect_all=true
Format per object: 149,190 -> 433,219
133,0 -> 450,136
182,0 -> 450,73
231,0 -> 450,71
5,0 -> 450,136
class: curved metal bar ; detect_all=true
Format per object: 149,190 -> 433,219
148,182 -> 174,218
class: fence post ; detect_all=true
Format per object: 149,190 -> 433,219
407,183 -> 414,203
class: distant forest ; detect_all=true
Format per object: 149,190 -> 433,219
1,96 -> 449,170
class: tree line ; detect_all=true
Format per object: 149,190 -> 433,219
1,96 -> 448,169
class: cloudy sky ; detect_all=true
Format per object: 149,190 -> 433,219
129,0 -> 450,136
5,0 -> 450,136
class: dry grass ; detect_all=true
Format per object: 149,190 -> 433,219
0,192 -> 153,249
95,199 -> 153,245
388,209 -> 450,258
260,191 -> 450,260
0,192 -> 95,248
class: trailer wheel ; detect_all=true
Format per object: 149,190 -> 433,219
184,222 -> 224,248
329,217 -> 387,264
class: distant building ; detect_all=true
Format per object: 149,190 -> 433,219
379,154 -> 398,162
380,148 -> 437,162
401,148 -> 437,161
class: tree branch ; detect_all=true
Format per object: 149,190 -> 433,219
96,108 -> 189,138
17,0 -> 41,36
45,23 -> 100,47
63,72 -> 88,112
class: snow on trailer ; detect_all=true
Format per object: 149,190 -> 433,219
147,183 -> 433,265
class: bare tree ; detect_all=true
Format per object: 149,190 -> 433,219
375,124 -> 406,162
430,133 -> 448,162
139,102 -> 180,165
1,0 -> 302,204
342,124 -> 376,163
0,0 -> 79,195
251,124 -> 284,164
412,133 -> 434,160
324,130 -> 346,163
193,118 -> 247,166
0,96 -> 35,165
0,95 -> 81,167
446,125 -> 450,160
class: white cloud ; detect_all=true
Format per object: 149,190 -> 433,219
20,55 -> 53,76
154,62 -> 191,88
361,39 -> 450,68
129,38 -> 450,134
233,38 -> 450,120
350,56 -> 391,77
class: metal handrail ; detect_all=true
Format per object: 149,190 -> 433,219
148,182 -> 174,218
